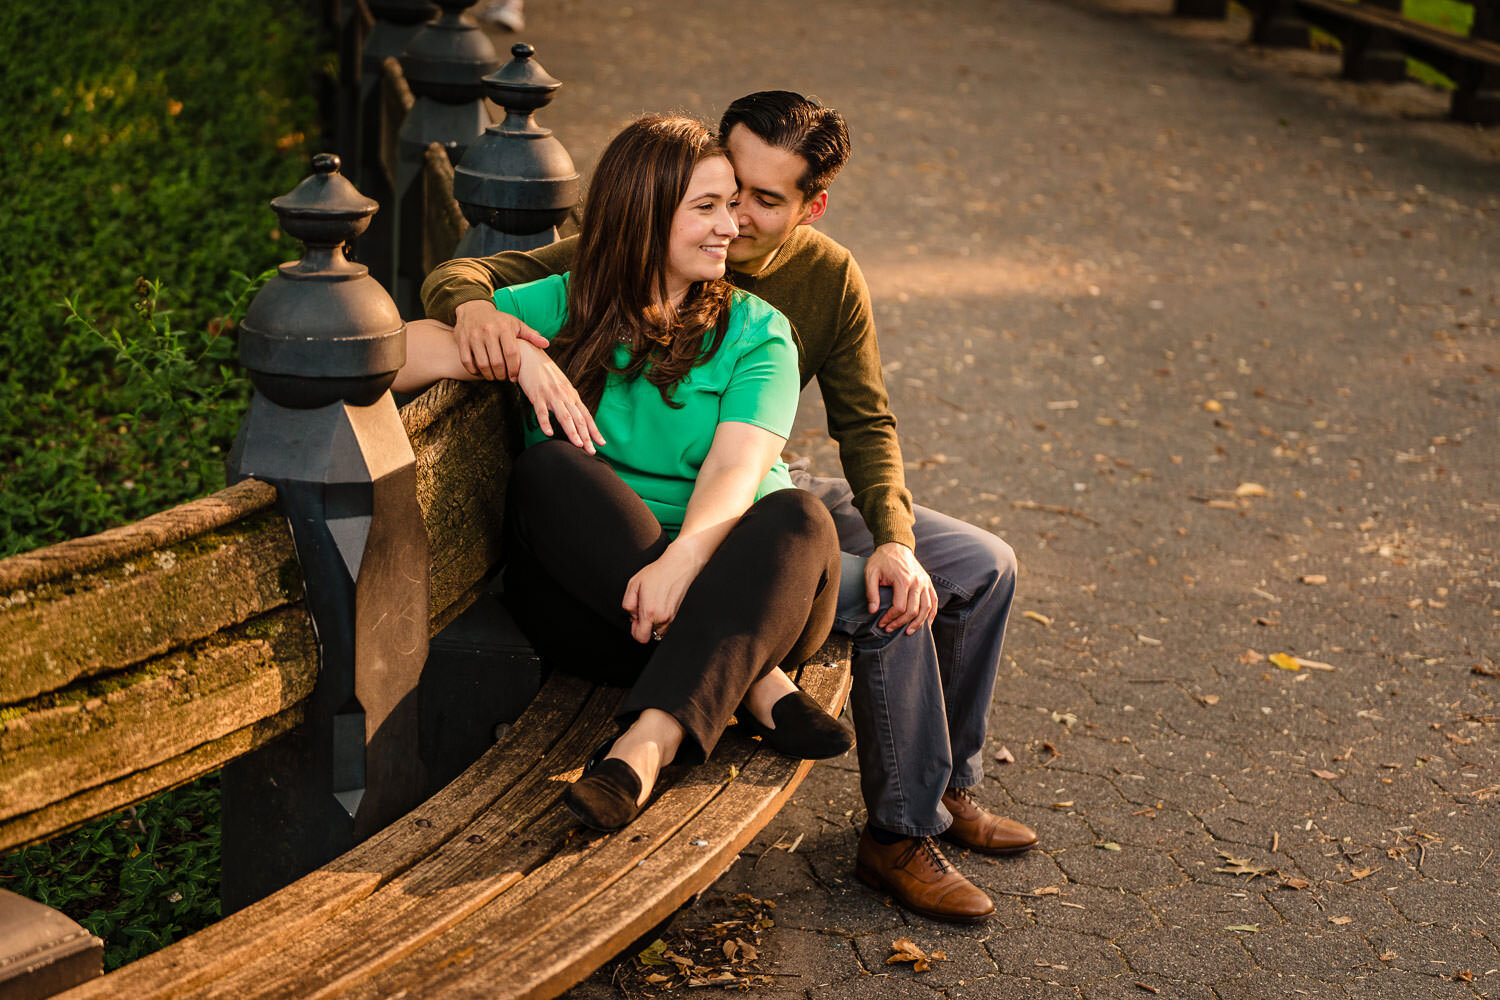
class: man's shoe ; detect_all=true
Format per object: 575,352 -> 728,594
940,786 -> 1037,855
854,827 -> 994,924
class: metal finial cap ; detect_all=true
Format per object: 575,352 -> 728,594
483,44 -> 561,112
270,154 -> 379,247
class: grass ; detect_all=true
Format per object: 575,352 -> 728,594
0,777 -> 222,970
0,0 -> 319,971
0,0 -> 318,559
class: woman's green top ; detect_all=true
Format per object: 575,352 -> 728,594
494,273 -> 798,537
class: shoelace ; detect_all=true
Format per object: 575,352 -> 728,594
897,835 -> 955,875
948,785 -> 978,808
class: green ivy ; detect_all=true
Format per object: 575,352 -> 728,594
0,0 -> 319,557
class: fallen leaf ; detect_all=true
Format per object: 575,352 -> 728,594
887,938 -> 944,973
1098,842 -> 1122,851
1270,653 -> 1302,671
644,972 -> 671,984
1215,852 -> 1276,878
1204,399 -> 1224,413
1137,633 -> 1163,646
1453,970 -> 1475,983
1280,877 -> 1311,890
1299,574 -> 1328,585
1033,886 -> 1062,896
1345,866 -> 1379,881
1295,657 -> 1336,672
1239,648 -> 1265,664
722,940 -> 738,960
1234,481 -> 1267,497
1023,610 -> 1053,627
638,939 -> 672,967
1472,664 -> 1498,677
1329,916 -> 1353,925
994,745 -> 1015,764
1051,801 -> 1075,809
1224,924 -> 1260,933
1197,694 -> 1221,706
1379,950 -> 1396,961
1312,769 -> 1341,780
1051,711 -> 1079,728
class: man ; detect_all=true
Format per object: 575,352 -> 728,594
420,91 -> 1032,924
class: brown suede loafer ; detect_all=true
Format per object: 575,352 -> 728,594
939,786 -> 1038,855
854,827 -> 994,924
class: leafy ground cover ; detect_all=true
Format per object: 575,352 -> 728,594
0,0 -> 317,559
0,0 -> 318,970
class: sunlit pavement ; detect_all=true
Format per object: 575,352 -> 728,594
475,1 -> 1499,995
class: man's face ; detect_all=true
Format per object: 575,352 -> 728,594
723,124 -> 827,274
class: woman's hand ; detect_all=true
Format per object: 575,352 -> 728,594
621,537 -> 711,644
513,341 -> 606,454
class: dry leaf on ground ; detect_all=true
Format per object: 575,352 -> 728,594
1234,481 -> 1267,497
994,745 -> 1015,764
887,937 -> 946,973
1299,574 -> 1328,585
1215,852 -> 1276,878
1023,610 -> 1053,627
1270,653 -> 1302,671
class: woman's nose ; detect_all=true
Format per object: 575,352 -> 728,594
717,208 -> 738,236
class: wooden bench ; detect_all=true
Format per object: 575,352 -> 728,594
0,375 -> 851,999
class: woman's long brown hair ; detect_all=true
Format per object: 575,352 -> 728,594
546,115 -> 735,412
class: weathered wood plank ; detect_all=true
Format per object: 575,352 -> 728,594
0,608 -> 318,827
341,651 -> 851,999
193,710 -> 609,1000
0,511 -> 300,705
0,709 -> 300,855
53,674 -> 615,1000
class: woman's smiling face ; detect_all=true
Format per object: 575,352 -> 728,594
663,155 -> 739,304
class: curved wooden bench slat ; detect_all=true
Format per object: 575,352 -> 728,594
363,655 -> 853,1000
52,673 -> 611,999
1,608 -> 317,824
0,378 -> 515,852
53,645 -> 850,1000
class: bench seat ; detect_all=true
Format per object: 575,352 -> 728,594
53,645 -> 850,1000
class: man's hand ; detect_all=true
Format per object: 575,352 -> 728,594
865,542 -> 937,635
453,299 -> 550,381
513,342 -> 606,453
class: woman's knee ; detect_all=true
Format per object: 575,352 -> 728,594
754,488 -> 838,550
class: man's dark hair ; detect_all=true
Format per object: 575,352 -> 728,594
719,91 -> 851,199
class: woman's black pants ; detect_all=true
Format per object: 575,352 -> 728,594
502,440 -> 841,762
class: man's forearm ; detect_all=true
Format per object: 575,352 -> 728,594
419,236 -> 579,323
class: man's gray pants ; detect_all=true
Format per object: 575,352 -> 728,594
791,466 -> 1018,838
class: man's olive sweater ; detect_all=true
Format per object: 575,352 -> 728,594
420,226 -> 916,550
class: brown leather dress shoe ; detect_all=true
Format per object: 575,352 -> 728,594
854,827 -> 994,924
940,786 -> 1038,855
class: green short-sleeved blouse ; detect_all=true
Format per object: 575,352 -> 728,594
494,273 -> 798,537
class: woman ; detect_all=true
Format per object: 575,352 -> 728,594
395,116 -> 849,831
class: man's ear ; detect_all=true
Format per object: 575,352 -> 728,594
797,191 -> 828,226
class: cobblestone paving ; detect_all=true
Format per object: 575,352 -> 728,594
481,0 -> 1498,996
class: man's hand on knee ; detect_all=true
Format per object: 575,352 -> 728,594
866,542 -> 937,635
453,299 -> 550,381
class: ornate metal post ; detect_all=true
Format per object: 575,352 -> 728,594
392,0 -> 501,313
360,0 -> 439,189
1250,0 -> 1310,48
221,154 -> 429,912
1171,0 -> 1227,19
452,43 -> 579,258
355,0 -> 437,289
1340,0 -> 1407,83
1453,1 -> 1500,124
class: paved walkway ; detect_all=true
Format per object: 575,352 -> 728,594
481,0 -> 1498,996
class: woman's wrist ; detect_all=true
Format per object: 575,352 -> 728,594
663,534 -> 712,571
